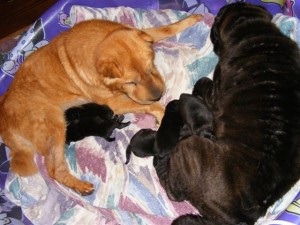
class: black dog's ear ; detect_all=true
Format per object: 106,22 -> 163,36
210,20 -> 222,55
125,129 -> 156,164
210,3 -> 230,55
156,100 -> 183,157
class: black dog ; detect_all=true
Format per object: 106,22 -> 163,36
155,3 -> 300,225
65,103 -> 130,144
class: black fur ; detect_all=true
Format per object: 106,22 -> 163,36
125,94 -> 214,165
156,3 -> 300,225
65,103 -> 130,144
125,129 -> 156,164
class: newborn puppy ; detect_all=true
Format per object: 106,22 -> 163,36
157,3 -> 300,225
65,103 -> 130,144
126,100 -> 183,163
125,129 -> 156,164
126,95 -> 214,162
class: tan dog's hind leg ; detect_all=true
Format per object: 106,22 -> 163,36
43,111 -> 94,195
3,133 -> 38,176
143,14 -> 203,42
45,142 -> 94,195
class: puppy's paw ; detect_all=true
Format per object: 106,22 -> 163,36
113,115 -> 131,129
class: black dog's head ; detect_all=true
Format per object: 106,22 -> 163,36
210,2 -> 272,55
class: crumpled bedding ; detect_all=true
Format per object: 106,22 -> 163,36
2,6 -> 300,225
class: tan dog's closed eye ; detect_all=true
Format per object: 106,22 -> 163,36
0,14 -> 202,195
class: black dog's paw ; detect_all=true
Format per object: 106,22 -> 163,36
125,129 -> 156,164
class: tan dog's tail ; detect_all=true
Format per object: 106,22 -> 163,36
142,14 -> 202,42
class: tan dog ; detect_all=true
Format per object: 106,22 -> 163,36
0,15 -> 201,195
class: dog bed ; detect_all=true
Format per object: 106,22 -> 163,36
1,1 -> 300,225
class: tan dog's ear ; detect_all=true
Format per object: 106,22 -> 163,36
96,60 -> 121,79
96,59 -> 122,87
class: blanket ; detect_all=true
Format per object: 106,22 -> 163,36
1,6 -> 300,225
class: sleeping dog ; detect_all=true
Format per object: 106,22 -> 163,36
65,103 -> 130,144
0,14 -> 202,195
155,3 -> 300,225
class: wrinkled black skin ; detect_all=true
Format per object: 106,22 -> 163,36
157,2 -> 300,225
128,2 -> 300,224
65,103 -> 130,144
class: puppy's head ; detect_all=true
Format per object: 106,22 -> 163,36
95,28 -> 165,104
125,129 -> 156,164
210,2 -> 272,55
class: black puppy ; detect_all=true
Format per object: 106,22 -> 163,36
125,100 -> 183,163
125,129 -> 156,164
156,3 -> 300,225
65,103 -> 130,144
125,94 -> 214,163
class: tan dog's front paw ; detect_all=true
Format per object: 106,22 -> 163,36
149,102 -> 165,124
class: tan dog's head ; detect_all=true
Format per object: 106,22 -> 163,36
95,28 -> 165,104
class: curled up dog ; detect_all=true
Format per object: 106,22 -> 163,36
0,14 -> 202,195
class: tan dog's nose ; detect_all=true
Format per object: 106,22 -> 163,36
150,85 -> 164,101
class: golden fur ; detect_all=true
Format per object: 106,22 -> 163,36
0,15 -> 202,195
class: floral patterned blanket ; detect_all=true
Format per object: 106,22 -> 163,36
1,6 -> 300,225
